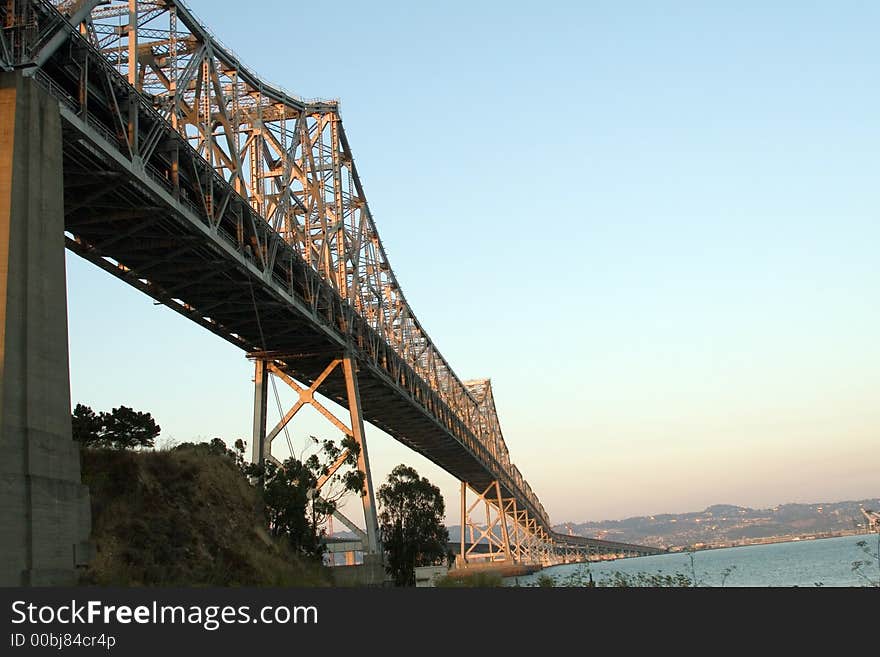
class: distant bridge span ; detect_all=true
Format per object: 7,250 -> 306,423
0,0 -> 659,583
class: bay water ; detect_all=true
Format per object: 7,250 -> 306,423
506,534 -> 880,587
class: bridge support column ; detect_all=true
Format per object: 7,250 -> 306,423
0,72 -> 92,585
459,481 -> 512,565
500,496 -> 537,565
504,498 -> 521,563
251,358 -> 269,470
459,481 -> 466,566
341,355 -> 381,557
247,352 -> 382,558
536,528 -> 550,565
494,482 -> 511,562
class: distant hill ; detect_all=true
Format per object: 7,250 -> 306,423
553,498 -> 880,549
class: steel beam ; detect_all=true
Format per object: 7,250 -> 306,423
460,480 -> 466,566
25,0 -> 105,71
342,354 -> 381,556
251,357 -> 269,469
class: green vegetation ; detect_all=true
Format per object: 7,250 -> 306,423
435,571 -> 504,587
535,574 -> 556,587
523,568 -> 694,587
599,571 -> 694,587
378,464 -> 450,586
258,435 -> 364,561
73,400 -> 369,586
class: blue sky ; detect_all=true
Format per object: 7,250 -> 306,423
67,0 -> 879,524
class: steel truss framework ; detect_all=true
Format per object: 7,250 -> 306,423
0,0 -> 663,560
459,481 -> 661,567
459,481 -> 568,567
250,352 -> 381,555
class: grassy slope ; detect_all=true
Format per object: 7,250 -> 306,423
79,446 -> 330,586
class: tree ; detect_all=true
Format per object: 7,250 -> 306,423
378,464 -> 450,586
260,435 -> 364,561
71,403 -> 160,449
172,437 -> 250,474
101,405 -> 161,449
72,403 -> 102,445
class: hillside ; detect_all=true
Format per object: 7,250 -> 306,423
554,498 -> 880,549
79,445 -> 330,586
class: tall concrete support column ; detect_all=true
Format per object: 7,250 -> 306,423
0,72 -> 91,586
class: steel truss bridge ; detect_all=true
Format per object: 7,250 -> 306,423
0,0 -> 660,572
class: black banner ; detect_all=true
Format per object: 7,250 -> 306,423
0,586 -> 874,654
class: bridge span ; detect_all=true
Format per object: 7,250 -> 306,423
0,0 -> 660,584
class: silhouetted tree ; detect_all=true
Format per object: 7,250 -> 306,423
71,403 -> 160,449
101,405 -> 160,449
72,403 -> 102,445
260,435 -> 364,561
172,437 -> 251,474
378,464 -> 449,586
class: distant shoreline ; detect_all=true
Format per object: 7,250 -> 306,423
557,498 -> 880,554
670,528 -> 872,553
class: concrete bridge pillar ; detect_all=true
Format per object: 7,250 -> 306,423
0,72 -> 92,585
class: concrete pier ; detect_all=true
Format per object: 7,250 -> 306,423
0,72 -> 91,586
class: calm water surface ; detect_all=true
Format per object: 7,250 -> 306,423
506,534 -> 880,587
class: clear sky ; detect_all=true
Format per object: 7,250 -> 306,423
67,0 -> 879,526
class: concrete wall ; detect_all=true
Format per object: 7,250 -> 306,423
328,553 -> 389,587
0,72 -> 91,586
414,565 -> 449,587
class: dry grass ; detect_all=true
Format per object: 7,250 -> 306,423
79,446 -> 330,587
435,571 -> 504,587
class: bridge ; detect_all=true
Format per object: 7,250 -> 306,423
0,0 -> 660,585
862,509 -> 880,532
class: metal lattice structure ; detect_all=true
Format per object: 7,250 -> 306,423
0,0 -> 661,566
